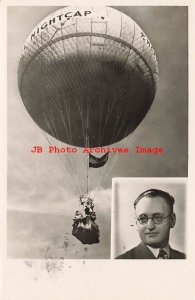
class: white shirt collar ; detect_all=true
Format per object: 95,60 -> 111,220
147,245 -> 170,258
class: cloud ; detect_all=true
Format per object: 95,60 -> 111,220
8,187 -> 111,216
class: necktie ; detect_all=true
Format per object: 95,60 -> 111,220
157,249 -> 168,259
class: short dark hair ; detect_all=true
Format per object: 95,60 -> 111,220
134,189 -> 175,213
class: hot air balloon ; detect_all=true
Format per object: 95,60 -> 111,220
18,6 -> 159,244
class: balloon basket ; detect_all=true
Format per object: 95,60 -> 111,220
72,213 -> 100,245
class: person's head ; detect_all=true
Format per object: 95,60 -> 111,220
134,189 -> 176,248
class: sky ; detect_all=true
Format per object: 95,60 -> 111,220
7,6 -> 188,259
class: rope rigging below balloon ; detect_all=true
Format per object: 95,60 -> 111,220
90,134 -> 133,199
41,131 -> 82,196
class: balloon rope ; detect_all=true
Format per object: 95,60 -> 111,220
41,57 -> 80,195
91,85 -> 147,193
41,96 -> 80,195
42,131 -> 81,195
40,63 -> 82,195
112,84 -> 147,144
41,29 -> 86,194
86,133 -> 89,195
98,16 -> 122,145
94,87 -> 147,192
44,28 -> 73,145
41,106 -> 82,195
92,135 -> 132,198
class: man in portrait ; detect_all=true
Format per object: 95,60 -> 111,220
116,189 -> 185,259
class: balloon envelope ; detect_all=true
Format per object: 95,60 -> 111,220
18,6 -> 159,147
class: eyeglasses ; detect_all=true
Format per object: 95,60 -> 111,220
137,214 -> 172,225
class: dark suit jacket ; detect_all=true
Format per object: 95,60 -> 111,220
115,242 -> 186,259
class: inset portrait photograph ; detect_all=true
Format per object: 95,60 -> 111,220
112,178 -> 186,259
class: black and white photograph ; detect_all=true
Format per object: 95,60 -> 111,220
112,178 -> 186,259
2,1 -> 194,300
7,5 -> 188,260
